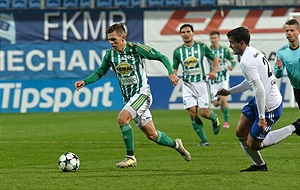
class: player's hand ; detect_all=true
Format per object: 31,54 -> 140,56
276,58 -> 283,69
208,71 -> 216,80
169,74 -> 179,86
75,80 -> 85,91
258,118 -> 267,132
227,65 -> 233,71
215,88 -> 230,96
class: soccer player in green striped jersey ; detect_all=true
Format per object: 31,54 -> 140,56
75,22 -> 191,168
209,30 -> 237,128
173,24 -> 221,147
274,19 -> 300,109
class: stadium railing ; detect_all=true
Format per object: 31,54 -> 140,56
45,0 -> 62,8
0,0 -> 299,10
63,0 -> 78,8
114,0 -> 130,7
29,0 -> 41,8
95,0 -> 113,8
11,0 -> 28,9
0,0 -> 10,9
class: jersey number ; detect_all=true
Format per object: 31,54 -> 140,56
262,56 -> 272,78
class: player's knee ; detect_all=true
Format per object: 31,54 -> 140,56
199,109 -> 210,118
117,114 -> 129,126
188,109 -> 197,119
147,132 -> 158,141
235,129 -> 244,138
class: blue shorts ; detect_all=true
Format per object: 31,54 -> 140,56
242,98 -> 283,140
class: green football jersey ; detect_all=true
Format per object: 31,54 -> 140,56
209,45 -> 236,84
83,42 -> 174,103
173,41 -> 216,83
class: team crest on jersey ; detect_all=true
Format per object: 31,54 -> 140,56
184,57 -> 197,67
116,62 -> 133,75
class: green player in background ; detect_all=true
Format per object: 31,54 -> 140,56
208,30 -> 237,128
173,24 -> 221,147
75,22 -> 191,168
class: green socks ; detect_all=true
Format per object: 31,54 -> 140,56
222,107 -> 229,122
155,130 -> 176,148
192,117 -> 208,142
209,110 -> 217,121
120,124 -> 134,156
121,125 -> 176,154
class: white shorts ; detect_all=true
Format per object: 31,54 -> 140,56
210,81 -> 229,101
182,81 -> 210,109
123,92 -> 153,128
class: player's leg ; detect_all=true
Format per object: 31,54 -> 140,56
188,106 -> 209,146
219,81 -> 230,128
199,107 -> 220,135
293,88 -> 300,109
118,109 -> 134,154
116,93 -> 150,168
183,82 -> 208,146
210,83 -> 221,107
116,109 -> 136,168
259,104 -> 299,148
237,100 -> 267,172
195,82 -> 220,135
139,115 -> 191,161
220,96 -> 230,128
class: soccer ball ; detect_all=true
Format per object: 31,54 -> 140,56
58,152 -> 80,172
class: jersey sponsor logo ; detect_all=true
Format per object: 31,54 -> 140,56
186,68 -> 201,75
121,75 -> 138,86
116,62 -> 133,75
184,57 -> 197,67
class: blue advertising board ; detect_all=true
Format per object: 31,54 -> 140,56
0,75 -> 295,113
0,77 -> 123,113
1,11 -> 143,43
0,9 -> 297,113
0,10 -> 144,80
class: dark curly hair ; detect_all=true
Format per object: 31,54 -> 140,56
226,26 -> 250,45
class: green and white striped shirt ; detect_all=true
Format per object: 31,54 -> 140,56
83,42 -> 174,103
173,41 -> 216,83
209,45 -> 236,84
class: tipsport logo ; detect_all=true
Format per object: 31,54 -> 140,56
0,81 -> 116,113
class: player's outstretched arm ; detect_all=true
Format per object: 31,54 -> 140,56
75,80 -> 85,91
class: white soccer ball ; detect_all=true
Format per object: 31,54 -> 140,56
58,152 -> 80,172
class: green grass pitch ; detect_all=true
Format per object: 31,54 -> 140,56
1,108 -> 299,189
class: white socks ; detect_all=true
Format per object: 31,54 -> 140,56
260,124 -> 295,148
238,124 -> 296,166
238,137 -> 265,166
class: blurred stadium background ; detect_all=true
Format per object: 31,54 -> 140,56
1,0 -> 299,114
0,0 -> 299,9
1,2 -> 299,190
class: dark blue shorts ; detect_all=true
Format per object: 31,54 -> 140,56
242,98 -> 283,140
